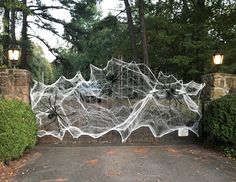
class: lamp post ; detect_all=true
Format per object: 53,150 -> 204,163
8,45 -> 21,68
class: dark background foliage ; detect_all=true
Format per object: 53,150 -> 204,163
0,0 -> 236,82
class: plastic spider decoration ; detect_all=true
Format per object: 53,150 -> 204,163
162,83 -> 183,108
38,91 -> 74,129
101,63 -> 132,96
74,89 -> 102,104
102,71 -> 118,96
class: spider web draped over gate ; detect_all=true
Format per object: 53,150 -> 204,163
31,58 -> 205,142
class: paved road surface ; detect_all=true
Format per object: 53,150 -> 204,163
14,144 -> 236,182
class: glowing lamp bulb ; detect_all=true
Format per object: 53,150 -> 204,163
213,52 -> 224,65
8,48 -> 20,61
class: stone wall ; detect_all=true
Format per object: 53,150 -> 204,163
202,73 -> 236,100
0,69 -> 31,104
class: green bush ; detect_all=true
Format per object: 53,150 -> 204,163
224,146 -> 236,158
204,94 -> 236,145
0,99 -> 37,161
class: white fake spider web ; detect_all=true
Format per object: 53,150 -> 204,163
31,58 -> 205,142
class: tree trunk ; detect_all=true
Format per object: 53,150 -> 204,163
2,5 -> 10,65
194,0 -> 206,81
138,0 -> 149,66
10,9 -> 16,44
123,0 -> 139,62
20,0 -> 29,69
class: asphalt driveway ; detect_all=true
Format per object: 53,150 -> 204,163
14,144 -> 236,182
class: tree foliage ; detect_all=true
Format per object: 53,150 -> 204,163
29,43 -> 54,84
1,0 -> 236,82
56,0 -> 236,81
146,0 -> 236,80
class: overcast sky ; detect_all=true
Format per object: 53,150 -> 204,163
31,0 -> 124,62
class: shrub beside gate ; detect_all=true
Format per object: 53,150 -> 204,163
204,94 -> 236,157
0,99 -> 37,161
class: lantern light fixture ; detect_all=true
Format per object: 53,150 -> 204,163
213,50 -> 224,65
7,45 -> 21,68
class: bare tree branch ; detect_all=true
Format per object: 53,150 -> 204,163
114,8 -> 126,18
27,33 -> 69,64
31,11 -> 66,25
29,5 -> 69,11
27,33 -> 58,58
28,21 -> 64,39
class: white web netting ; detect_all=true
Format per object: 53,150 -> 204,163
31,58 -> 205,142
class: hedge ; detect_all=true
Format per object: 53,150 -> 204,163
204,94 -> 236,145
0,99 -> 37,161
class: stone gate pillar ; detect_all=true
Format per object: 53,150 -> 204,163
0,69 -> 31,104
202,73 -> 236,100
